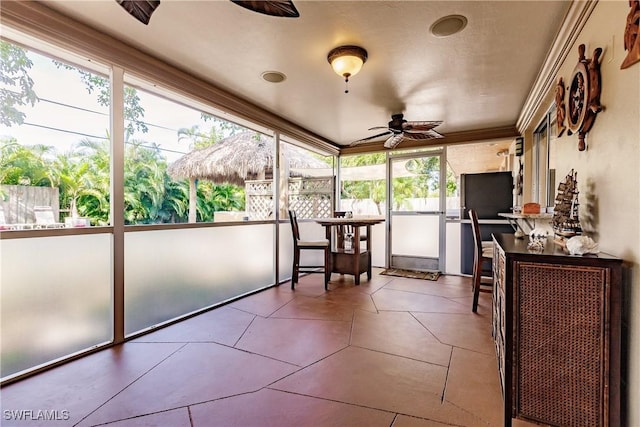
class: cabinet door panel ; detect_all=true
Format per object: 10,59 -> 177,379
514,261 -> 608,427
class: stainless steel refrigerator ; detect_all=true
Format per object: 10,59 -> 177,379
460,171 -> 515,275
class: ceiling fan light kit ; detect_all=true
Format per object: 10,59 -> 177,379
327,45 -> 368,93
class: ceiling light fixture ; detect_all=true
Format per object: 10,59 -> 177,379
327,45 -> 368,93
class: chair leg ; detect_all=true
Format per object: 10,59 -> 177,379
323,247 -> 330,290
472,258 -> 481,313
472,282 -> 480,312
292,250 -> 300,289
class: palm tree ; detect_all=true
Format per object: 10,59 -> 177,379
0,139 -> 54,187
51,139 -> 109,223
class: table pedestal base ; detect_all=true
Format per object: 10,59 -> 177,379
331,250 -> 371,285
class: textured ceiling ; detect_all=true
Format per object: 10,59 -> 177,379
40,1 -> 569,145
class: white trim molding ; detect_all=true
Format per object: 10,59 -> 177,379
517,0 -> 599,133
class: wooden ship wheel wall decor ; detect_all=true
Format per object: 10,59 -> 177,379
565,44 -> 603,151
621,0 -> 640,69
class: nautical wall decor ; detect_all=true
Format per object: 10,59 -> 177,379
566,44 -> 603,151
555,76 -> 566,137
621,0 -> 640,69
552,169 -> 582,245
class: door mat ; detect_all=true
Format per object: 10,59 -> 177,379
380,268 -> 441,281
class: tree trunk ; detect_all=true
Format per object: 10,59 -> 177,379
189,178 -> 197,223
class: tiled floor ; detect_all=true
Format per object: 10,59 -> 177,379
2,269 -> 515,427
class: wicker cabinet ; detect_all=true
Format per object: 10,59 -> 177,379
492,233 -> 623,427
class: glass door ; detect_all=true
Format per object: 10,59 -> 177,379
387,150 -> 445,272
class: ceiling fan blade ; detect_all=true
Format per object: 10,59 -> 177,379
230,0 -> 300,17
350,130 -> 393,146
402,120 -> 443,132
384,134 -> 404,149
368,126 -> 392,131
402,130 -> 444,140
116,0 -> 160,25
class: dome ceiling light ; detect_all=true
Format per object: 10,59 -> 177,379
327,45 -> 368,93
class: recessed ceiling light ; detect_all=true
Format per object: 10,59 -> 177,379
430,15 -> 468,38
261,71 -> 286,83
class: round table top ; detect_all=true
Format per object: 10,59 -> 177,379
314,216 -> 385,226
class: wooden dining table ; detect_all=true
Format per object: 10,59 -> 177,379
314,216 -> 384,285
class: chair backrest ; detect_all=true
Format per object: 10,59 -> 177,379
34,206 -> 57,225
288,210 -> 300,242
334,210 -> 354,233
469,209 -> 483,257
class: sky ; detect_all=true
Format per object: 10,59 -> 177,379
0,49 -> 220,163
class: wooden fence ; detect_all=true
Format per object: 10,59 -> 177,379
0,185 -> 60,224
245,177 -> 334,220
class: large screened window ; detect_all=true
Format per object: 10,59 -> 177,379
0,40 -> 113,379
339,153 -> 387,215
278,139 -> 334,219
120,79 -> 256,224
533,107 -> 557,208
0,20 -> 337,382
0,40 -> 111,228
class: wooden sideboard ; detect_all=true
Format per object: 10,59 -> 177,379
492,233 -> 623,427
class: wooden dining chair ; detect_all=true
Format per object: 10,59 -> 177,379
288,210 -> 331,290
470,209 -> 494,312
334,211 -> 366,249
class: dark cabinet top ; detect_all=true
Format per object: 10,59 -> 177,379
492,233 -> 622,265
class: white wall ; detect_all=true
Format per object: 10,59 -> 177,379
525,2 -> 640,423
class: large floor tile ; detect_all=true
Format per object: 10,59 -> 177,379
228,286 -> 296,317
77,343 -> 298,426
328,270 -> 392,294
271,346 -> 475,424
351,310 -> 452,366
372,288 -> 468,313
133,306 -> 255,346
443,347 -> 503,426
384,277 -> 471,298
412,312 -> 494,354
270,295 -> 355,321
392,414 -> 473,427
316,285 -> 379,312
235,316 -> 351,366
289,274 -> 333,296
1,343 -> 183,427
191,388 -> 395,427
93,408 -> 191,427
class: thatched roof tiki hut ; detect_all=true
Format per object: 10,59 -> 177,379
168,132 -> 329,222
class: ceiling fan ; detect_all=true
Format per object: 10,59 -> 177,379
351,114 -> 444,149
116,0 -> 299,25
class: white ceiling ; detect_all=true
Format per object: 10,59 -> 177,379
41,0 -> 569,151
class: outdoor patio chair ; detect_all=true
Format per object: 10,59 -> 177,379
0,206 -> 13,231
34,206 -> 65,228
288,209 -> 330,290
